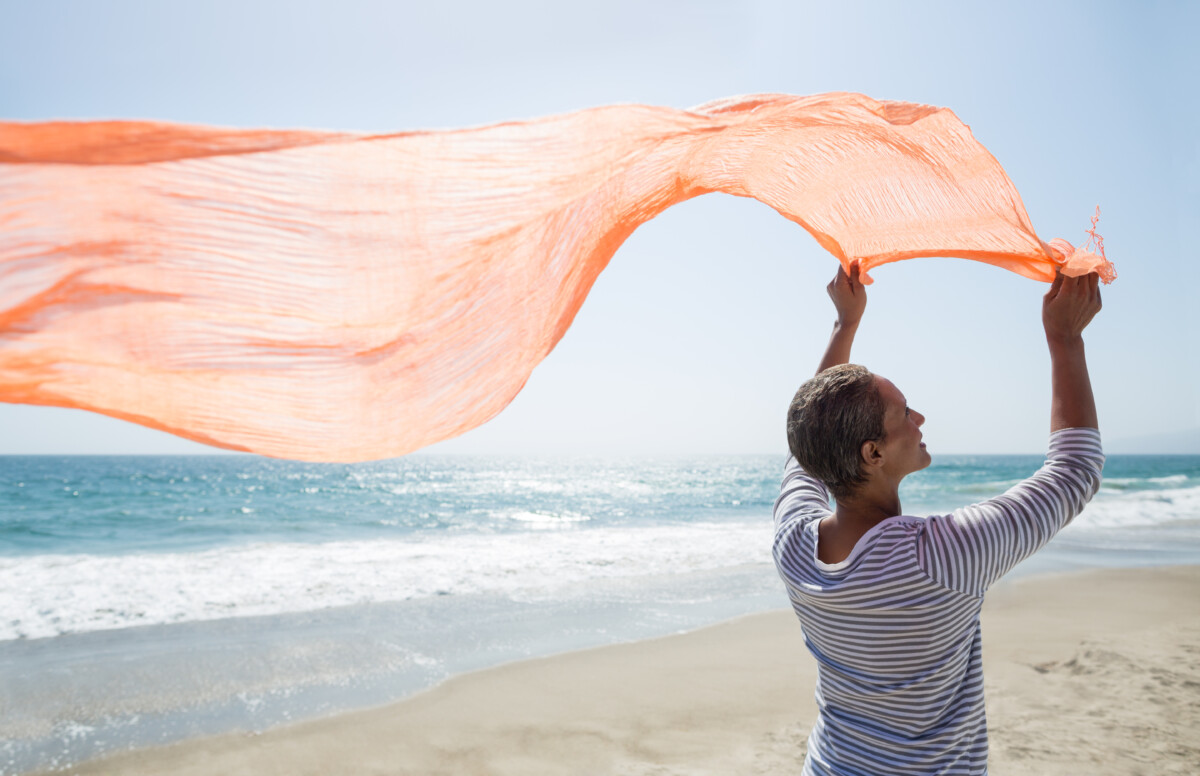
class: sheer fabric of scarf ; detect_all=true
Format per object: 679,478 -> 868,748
0,93 -> 1114,461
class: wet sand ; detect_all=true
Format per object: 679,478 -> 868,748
50,565 -> 1200,776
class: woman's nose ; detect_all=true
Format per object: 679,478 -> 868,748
914,410 -> 925,427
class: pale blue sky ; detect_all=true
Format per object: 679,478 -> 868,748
1,0 -> 1196,455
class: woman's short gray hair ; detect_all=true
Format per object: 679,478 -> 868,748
786,364 -> 887,500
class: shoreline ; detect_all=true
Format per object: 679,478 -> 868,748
39,564 -> 1200,776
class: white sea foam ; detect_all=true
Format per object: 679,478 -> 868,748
1066,484 -> 1200,530
4,475 -> 1195,643
0,521 -> 771,641
1103,474 -> 1192,488
501,509 -> 591,526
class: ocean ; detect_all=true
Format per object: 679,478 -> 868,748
2,452 -> 1199,774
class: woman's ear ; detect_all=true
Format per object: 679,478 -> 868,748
860,439 -> 884,470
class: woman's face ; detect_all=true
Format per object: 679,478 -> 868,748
873,376 -> 931,479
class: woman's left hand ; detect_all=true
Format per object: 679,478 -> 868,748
827,261 -> 866,326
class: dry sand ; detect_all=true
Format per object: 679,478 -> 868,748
52,565 -> 1200,776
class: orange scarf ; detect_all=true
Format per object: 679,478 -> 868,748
0,93 -> 1114,460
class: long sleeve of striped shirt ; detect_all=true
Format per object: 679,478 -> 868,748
772,427 -> 1104,776
919,428 -> 1105,596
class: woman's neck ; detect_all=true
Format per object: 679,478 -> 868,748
834,483 -> 902,526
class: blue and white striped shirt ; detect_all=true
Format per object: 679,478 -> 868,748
773,427 -> 1104,775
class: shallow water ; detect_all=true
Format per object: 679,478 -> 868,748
2,453 -> 1197,774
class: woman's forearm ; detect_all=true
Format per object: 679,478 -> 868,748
1041,271 -> 1102,433
816,319 -> 859,374
1048,335 -> 1098,432
817,263 -> 866,374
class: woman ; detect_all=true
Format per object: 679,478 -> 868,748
773,263 -> 1104,775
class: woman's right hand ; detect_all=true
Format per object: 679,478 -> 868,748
1042,270 -> 1102,344
1043,270 -> 1101,432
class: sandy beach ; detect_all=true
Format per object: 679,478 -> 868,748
45,565 -> 1200,776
